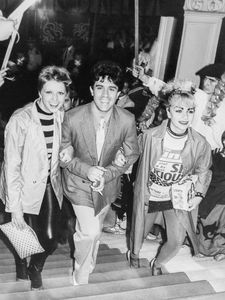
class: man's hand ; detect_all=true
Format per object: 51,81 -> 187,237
11,210 -> 27,230
87,166 -> 106,182
187,196 -> 202,211
132,61 -> 145,79
91,176 -> 105,195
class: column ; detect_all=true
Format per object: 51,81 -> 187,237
153,16 -> 176,80
175,0 -> 225,86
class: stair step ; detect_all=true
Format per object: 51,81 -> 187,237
185,269 -> 225,292
0,234 -> 223,300
0,241 -> 121,253
0,267 -> 155,293
0,241 -> 111,250
67,282 -> 216,300
0,259 -> 149,283
51,246 -> 121,256
0,248 -> 122,262
0,259 -> 149,275
173,291 -> 225,299
0,272 -> 192,299
194,259 -> 225,268
0,279 -> 214,300
0,253 -> 131,272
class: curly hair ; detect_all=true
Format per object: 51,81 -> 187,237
90,60 -> 124,91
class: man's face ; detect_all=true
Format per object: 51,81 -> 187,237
202,76 -> 218,95
39,80 -> 67,113
90,76 -> 120,114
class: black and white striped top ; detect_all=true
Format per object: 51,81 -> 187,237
36,103 -> 54,175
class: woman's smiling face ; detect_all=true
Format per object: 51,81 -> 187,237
167,94 -> 195,134
39,80 -> 67,113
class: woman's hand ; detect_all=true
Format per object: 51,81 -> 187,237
59,146 -> 74,164
114,149 -> 127,167
188,196 -> 202,211
11,210 -> 27,230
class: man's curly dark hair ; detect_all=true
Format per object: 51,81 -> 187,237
90,60 -> 124,91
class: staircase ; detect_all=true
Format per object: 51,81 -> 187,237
0,236 -> 224,300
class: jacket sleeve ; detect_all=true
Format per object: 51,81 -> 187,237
194,140 -> 212,196
61,112 -> 90,179
3,116 -> 26,213
104,115 -> 139,183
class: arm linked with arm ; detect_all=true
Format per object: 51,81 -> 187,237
194,140 -> 212,196
60,112 -> 91,179
104,116 -> 139,184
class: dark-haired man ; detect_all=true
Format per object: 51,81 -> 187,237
60,60 -> 139,284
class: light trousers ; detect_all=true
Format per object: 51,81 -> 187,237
72,204 -> 110,284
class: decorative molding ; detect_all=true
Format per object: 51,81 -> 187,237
42,18 -> 63,43
73,23 -> 90,42
184,0 -> 225,13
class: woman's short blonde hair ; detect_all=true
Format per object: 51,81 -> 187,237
38,65 -> 71,93
168,91 -> 195,108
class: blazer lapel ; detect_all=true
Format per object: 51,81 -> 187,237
80,104 -> 98,163
99,107 -> 118,165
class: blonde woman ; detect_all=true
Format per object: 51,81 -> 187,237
0,66 -> 71,290
128,82 -> 212,275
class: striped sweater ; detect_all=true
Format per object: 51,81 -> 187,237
36,103 -> 54,175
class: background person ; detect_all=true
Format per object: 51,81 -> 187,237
26,39 -> 42,73
190,63 -> 225,261
0,66 -> 71,290
198,131 -> 225,261
192,63 -> 225,149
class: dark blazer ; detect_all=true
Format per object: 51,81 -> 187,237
61,103 -> 139,215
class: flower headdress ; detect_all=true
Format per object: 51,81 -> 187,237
160,79 -> 196,102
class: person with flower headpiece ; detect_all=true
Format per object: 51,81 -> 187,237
193,64 -> 225,261
127,79 -> 212,275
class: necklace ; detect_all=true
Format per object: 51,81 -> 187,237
167,120 -> 188,138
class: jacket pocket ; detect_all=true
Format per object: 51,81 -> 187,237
67,174 -> 91,193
